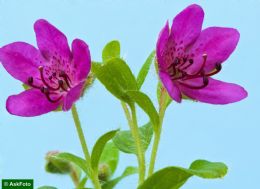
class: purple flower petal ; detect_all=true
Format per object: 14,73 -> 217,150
0,42 -> 44,85
188,27 -> 240,73
6,89 -> 60,117
156,21 -> 170,71
159,71 -> 181,102
171,4 -> 204,47
34,19 -> 71,61
180,77 -> 248,104
72,39 -> 91,82
62,81 -> 85,111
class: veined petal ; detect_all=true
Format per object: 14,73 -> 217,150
6,89 -> 60,117
159,71 -> 181,103
0,42 -> 44,84
72,39 -> 91,82
180,78 -> 247,104
34,19 -> 71,61
62,81 -> 85,111
171,4 -> 204,47
189,27 -> 240,73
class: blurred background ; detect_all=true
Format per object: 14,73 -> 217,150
0,0 -> 259,188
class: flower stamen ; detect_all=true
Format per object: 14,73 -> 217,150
27,67 -> 73,103
59,71 -> 72,88
27,77 -> 42,89
41,87 -> 63,103
190,54 -> 207,76
179,75 -> 209,89
205,63 -> 222,76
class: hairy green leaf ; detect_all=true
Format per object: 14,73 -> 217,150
137,51 -> 155,89
102,40 -> 120,62
92,58 -> 137,103
113,122 -> 153,154
91,130 -> 119,173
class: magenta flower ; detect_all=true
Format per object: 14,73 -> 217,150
0,19 -> 91,116
156,4 -> 247,104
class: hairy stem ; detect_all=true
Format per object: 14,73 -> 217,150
72,105 -> 101,189
148,88 -> 168,176
121,102 -> 146,184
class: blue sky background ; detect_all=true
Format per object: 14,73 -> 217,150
0,0 -> 259,188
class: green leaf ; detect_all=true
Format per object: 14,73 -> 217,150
102,166 -> 138,189
138,160 -> 228,189
91,130 -> 119,173
37,187 -> 58,189
137,51 -> 155,89
113,122 -> 153,154
189,160 -> 228,178
92,58 -> 138,103
126,90 -> 159,131
102,40 -> 120,62
53,153 -> 89,175
100,142 -> 119,175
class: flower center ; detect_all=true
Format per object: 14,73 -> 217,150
27,66 -> 73,103
166,54 -> 222,89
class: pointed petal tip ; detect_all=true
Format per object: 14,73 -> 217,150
236,85 -> 248,101
179,3 -> 204,18
33,19 -> 49,30
175,96 -> 182,103
188,4 -> 203,10
72,38 -> 90,51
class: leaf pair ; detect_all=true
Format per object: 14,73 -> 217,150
92,41 -> 159,131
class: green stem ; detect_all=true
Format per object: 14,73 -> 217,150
70,168 -> 80,187
148,89 -> 168,176
71,105 -> 101,189
121,102 -> 146,184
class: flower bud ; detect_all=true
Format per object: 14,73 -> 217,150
98,163 -> 111,182
45,151 -> 71,174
